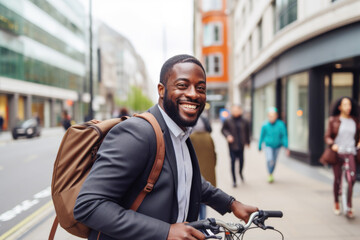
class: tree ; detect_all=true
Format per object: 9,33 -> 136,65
116,85 -> 153,112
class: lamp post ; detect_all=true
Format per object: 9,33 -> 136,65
88,0 -> 94,120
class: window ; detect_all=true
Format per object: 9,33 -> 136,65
258,20 -> 263,50
204,54 -> 222,77
203,22 -> 223,47
202,0 -> 222,12
332,73 -> 352,101
287,72 -> 309,152
275,0 -> 297,31
253,82 -> 276,139
249,36 -> 252,60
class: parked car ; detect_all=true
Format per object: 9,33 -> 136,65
12,118 -> 41,140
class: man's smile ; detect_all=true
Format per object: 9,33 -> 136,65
178,101 -> 200,115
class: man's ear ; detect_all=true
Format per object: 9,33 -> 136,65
158,83 -> 165,99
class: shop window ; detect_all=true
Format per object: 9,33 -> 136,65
253,82 -> 276,139
287,72 -> 308,152
332,72 -> 352,101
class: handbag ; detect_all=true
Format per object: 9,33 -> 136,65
319,148 -> 338,165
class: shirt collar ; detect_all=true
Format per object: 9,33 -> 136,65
158,105 -> 192,140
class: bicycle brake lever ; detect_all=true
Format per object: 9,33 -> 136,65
253,219 -> 275,230
253,219 -> 267,230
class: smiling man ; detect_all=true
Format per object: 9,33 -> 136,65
74,55 -> 257,240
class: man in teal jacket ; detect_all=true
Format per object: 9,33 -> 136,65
258,107 -> 289,183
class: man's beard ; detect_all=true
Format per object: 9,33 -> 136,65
163,89 -> 204,127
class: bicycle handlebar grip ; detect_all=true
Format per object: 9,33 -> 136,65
264,211 -> 283,218
186,219 -> 210,229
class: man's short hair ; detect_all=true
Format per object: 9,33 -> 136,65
159,54 -> 206,85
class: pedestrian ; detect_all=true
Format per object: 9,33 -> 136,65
0,114 -> 3,133
221,105 -> 250,187
74,54 -> 258,240
190,113 -> 216,220
61,110 -> 71,130
322,97 -> 360,219
258,107 -> 289,183
118,107 -> 129,118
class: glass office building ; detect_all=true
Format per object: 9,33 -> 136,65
0,0 -> 86,129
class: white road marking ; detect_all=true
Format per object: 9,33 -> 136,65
0,186 -> 51,222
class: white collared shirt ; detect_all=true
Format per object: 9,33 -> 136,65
158,105 -> 193,222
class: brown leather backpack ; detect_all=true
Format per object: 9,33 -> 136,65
49,112 -> 165,239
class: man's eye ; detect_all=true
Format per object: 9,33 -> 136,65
177,83 -> 187,88
197,86 -> 206,92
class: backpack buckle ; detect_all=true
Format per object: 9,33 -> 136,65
144,183 -> 154,193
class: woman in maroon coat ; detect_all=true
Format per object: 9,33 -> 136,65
324,97 -> 360,218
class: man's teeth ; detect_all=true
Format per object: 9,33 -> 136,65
182,104 -> 197,109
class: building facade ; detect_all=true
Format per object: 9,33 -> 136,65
96,21 -> 151,119
230,0 -> 360,164
194,0 -> 230,119
0,0 -> 87,129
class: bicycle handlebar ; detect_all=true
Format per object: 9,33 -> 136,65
187,210 -> 283,234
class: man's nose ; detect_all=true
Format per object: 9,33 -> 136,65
184,85 -> 199,99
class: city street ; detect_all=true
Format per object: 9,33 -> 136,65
0,128 -> 64,237
1,121 -> 360,240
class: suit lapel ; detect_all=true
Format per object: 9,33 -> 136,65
149,105 -> 178,189
186,139 -> 201,222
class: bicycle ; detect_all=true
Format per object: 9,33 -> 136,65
335,146 -> 358,218
187,210 -> 284,239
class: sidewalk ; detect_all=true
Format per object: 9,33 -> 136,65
5,121 -> 360,240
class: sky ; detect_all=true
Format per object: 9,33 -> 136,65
87,0 -> 195,101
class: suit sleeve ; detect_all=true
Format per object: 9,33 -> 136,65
74,118 -> 170,240
201,177 -> 233,215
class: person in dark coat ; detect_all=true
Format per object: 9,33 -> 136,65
118,107 -> 129,118
221,105 -> 250,187
61,110 -> 71,130
74,55 -> 257,240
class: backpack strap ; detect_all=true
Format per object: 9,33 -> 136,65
130,112 -> 165,211
48,216 -> 58,240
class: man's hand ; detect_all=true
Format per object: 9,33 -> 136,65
230,201 -> 258,223
227,135 -> 234,143
167,223 -> 205,240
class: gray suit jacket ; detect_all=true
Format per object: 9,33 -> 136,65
74,105 -> 233,240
